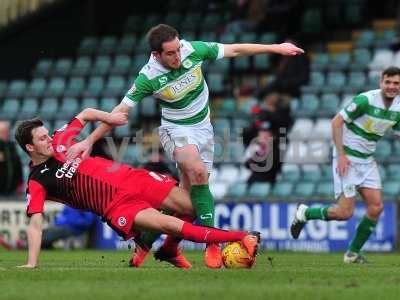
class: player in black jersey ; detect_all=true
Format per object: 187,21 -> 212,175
14,108 -> 259,268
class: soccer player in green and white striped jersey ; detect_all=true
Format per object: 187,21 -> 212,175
67,24 -> 304,268
291,67 -> 400,263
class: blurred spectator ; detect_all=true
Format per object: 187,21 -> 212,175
257,39 -> 309,98
243,91 -> 293,184
17,206 -> 96,250
0,0 -> 59,27
0,120 -> 23,196
244,91 -> 292,144
42,206 -> 96,249
225,0 -> 267,34
244,121 -> 279,185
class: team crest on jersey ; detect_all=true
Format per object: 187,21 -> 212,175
182,59 -> 193,69
118,216 -> 127,227
56,145 -> 66,153
346,103 -> 357,112
158,76 -> 168,86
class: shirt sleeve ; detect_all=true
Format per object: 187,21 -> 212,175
122,74 -> 153,107
339,95 -> 369,123
26,180 -> 46,217
191,41 -> 224,61
51,118 -> 84,157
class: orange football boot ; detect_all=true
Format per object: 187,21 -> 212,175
204,243 -> 223,269
241,231 -> 261,257
129,242 -> 150,267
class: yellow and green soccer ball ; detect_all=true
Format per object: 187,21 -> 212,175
222,242 -> 256,269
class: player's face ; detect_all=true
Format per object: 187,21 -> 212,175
258,130 -> 272,143
380,74 -> 400,100
157,37 -> 181,69
30,126 -> 54,157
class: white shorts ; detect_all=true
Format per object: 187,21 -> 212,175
332,158 -> 382,199
159,120 -> 215,173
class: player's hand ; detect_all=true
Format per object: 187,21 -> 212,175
275,43 -> 305,56
336,154 -> 350,177
66,139 -> 92,160
16,264 -> 36,269
107,112 -> 128,126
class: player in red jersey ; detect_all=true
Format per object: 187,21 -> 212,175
15,108 -> 260,268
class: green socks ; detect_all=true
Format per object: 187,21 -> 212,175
190,184 -> 215,227
305,206 -> 330,220
303,207 -> 377,254
349,215 -> 377,253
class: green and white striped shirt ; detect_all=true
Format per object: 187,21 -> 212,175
122,39 -> 224,125
339,89 -> 400,163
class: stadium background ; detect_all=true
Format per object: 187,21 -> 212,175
0,0 -> 399,252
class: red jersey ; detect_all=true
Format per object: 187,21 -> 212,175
26,118 -> 152,217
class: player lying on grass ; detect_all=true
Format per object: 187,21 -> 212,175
15,108 -> 260,268
291,66 -> 400,263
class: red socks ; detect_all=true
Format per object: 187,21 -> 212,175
163,215 -> 196,251
180,222 -> 247,243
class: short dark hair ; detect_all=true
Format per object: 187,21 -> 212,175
147,24 -> 179,53
382,66 -> 400,78
15,118 -> 43,155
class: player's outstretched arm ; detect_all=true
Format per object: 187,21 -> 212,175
223,42 -> 304,58
67,103 -> 131,160
76,108 -> 128,127
17,213 -> 43,268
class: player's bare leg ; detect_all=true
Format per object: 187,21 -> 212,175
155,187 -> 195,269
344,188 -> 383,264
130,187 -> 194,268
175,145 -> 222,269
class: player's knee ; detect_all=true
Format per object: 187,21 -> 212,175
170,188 -> 193,215
187,163 -> 208,184
337,207 -> 353,220
368,202 -> 383,218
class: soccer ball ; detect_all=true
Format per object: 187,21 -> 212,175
222,242 -> 256,269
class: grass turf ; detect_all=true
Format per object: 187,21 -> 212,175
1,250 -> 400,300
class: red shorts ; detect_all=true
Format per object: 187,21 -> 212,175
104,169 -> 176,240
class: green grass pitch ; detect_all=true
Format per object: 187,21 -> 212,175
1,250 -> 400,300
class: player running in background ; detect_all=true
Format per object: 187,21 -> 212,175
15,109 -> 259,268
66,24 -> 304,268
291,67 -> 400,263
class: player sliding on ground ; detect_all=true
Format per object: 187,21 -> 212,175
291,66 -> 400,263
15,108 -> 260,269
